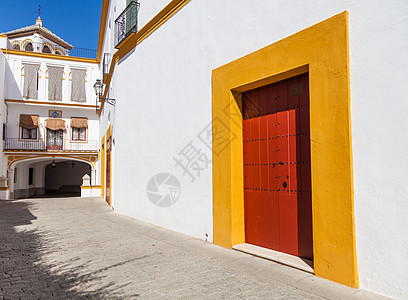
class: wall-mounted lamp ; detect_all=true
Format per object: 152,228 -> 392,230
51,159 -> 56,168
93,79 -> 116,107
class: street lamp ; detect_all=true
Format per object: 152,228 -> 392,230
93,79 -> 116,107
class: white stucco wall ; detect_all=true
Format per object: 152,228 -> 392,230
0,52 -> 9,176
101,0 -> 408,298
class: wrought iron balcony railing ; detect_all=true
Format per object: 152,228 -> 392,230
4,138 -> 98,152
115,1 -> 140,48
7,41 -> 97,59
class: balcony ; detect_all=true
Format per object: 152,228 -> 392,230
115,1 -> 140,48
6,41 -> 96,59
4,138 -> 98,152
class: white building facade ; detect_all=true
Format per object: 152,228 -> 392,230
0,17 -> 101,200
97,0 -> 408,299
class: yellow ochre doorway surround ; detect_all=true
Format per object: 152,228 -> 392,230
212,12 -> 358,287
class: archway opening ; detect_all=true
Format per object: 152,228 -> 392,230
42,45 -> 51,53
44,160 -> 91,197
24,42 -> 33,52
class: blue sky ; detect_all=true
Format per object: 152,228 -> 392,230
0,0 -> 102,50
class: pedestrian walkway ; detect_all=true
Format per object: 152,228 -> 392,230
0,197 -> 390,299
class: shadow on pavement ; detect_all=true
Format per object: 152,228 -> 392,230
0,200 -> 139,299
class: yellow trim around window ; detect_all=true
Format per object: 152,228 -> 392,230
42,42 -> 55,52
6,99 -> 96,109
1,49 -> 97,64
70,127 -> 88,143
22,38 -> 34,47
18,126 -> 39,142
212,11 -> 358,288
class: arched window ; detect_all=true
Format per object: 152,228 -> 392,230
12,44 -> 20,50
24,42 -> 33,52
42,45 -> 51,53
55,50 -> 63,55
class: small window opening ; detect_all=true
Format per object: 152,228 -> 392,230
42,45 -> 51,53
28,168 -> 34,185
24,42 -> 33,52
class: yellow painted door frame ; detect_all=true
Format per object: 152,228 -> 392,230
106,124 -> 112,206
212,12 -> 358,288
101,135 -> 106,198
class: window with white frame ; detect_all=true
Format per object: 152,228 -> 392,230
70,69 -> 87,102
23,64 -> 39,99
21,127 -> 37,139
72,127 -> 86,141
70,117 -> 88,141
47,66 -> 63,101
19,114 -> 39,140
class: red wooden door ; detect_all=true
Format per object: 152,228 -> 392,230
243,73 -> 313,260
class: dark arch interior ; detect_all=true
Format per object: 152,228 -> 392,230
24,42 -> 33,52
45,160 -> 91,197
13,44 -> 20,50
42,45 -> 51,53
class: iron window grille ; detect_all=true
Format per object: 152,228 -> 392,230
114,1 -> 140,48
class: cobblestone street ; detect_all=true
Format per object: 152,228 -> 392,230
0,197 -> 390,299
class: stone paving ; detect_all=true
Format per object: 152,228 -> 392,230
0,197 -> 391,299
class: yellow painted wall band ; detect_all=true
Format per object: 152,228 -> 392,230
101,135 -> 106,198
1,49 -> 97,64
81,186 -> 102,189
5,99 -> 97,109
98,0 -> 191,114
97,0 -> 110,62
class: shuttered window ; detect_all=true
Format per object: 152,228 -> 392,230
23,64 -> 39,99
70,69 -> 87,102
48,66 -> 63,101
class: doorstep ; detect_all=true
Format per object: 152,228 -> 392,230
233,243 -> 314,274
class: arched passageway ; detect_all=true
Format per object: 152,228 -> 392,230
44,160 -> 91,197
10,156 -> 96,199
